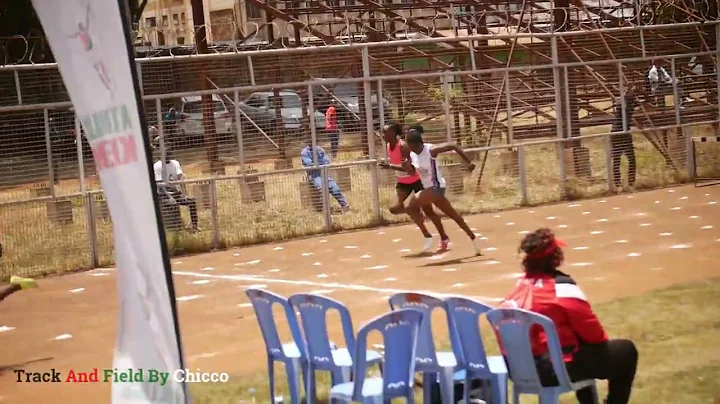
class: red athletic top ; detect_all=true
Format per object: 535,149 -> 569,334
501,271 -> 609,362
387,140 -> 420,185
325,106 -> 338,131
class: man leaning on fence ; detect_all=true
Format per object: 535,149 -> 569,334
153,154 -> 200,231
300,140 -> 350,213
611,85 -> 639,192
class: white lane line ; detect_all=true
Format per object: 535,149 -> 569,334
172,271 -> 503,302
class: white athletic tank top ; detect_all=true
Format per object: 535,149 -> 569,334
410,143 -> 446,189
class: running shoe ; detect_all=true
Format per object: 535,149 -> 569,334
422,237 -> 434,252
436,239 -> 450,254
10,276 -> 38,290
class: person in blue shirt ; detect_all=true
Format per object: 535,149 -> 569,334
300,142 -> 350,212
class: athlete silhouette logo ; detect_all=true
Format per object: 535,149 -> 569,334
68,0 -> 113,95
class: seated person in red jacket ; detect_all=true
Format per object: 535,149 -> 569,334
502,228 -> 638,404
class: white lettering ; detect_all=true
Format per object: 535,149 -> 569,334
173,369 -> 230,383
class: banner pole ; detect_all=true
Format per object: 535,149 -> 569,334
114,1 -> 188,401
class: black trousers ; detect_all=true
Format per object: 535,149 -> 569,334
536,340 -> 639,404
165,188 -> 198,228
611,134 -> 636,188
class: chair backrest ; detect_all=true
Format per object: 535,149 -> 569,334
486,308 -> 572,391
351,309 -> 424,402
444,297 -> 494,373
288,293 -> 356,370
245,289 -> 306,360
388,292 -> 446,369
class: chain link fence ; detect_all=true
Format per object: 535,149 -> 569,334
1,24 -> 719,278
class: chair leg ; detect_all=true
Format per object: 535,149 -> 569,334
439,368 -> 455,404
512,388 -> 520,404
490,373 -> 509,404
306,364 -> 315,404
268,359 -> 276,404
286,358 -> 303,404
538,391 -> 560,404
463,374 -> 471,404
422,372 -> 434,404
589,382 -> 600,404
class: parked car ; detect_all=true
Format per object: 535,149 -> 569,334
238,90 -> 326,134
177,94 -> 233,137
312,78 -> 391,131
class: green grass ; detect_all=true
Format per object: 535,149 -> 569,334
0,124 -> 718,279
189,278 -> 720,404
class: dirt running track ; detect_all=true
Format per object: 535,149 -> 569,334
1,184 -> 720,403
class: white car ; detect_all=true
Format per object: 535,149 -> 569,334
239,90 -> 326,132
177,94 -> 233,136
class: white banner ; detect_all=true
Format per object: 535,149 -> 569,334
31,1 -> 186,402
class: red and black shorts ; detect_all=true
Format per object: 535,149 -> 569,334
396,180 -> 424,194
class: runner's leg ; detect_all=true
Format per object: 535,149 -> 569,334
431,195 -> 482,254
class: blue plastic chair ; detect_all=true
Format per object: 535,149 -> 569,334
288,293 -> 383,404
246,289 -> 308,404
445,297 -> 509,404
388,292 -> 458,404
486,308 -> 599,404
330,309 -> 424,403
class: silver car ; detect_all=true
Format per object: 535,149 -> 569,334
239,90 -> 326,132
178,94 -> 233,136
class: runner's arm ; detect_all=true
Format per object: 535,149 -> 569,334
430,144 -> 475,167
380,143 -> 416,174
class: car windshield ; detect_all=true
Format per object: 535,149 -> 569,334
282,94 -> 302,108
183,101 -> 226,114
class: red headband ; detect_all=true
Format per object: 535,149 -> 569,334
526,237 -> 567,259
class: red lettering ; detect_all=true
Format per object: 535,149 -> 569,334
65,370 -> 77,383
118,134 -> 138,164
88,368 -> 99,382
91,134 -> 139,172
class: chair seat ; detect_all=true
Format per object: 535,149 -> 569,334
452,355 -> 508,381
570,379 -> 596,391
332,348 -> 383,367
436,351 -> 458,368
330,376 -> 384,400
282,342 -> 302,359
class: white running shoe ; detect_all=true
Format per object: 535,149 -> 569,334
422,237 -> 434,252
472,237 -> 483,256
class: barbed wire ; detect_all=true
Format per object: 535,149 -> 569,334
0,1 -> 716,65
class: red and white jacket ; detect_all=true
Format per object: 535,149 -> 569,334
502,271 -> 609,362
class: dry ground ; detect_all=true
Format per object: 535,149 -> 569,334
1,184 -> 720,403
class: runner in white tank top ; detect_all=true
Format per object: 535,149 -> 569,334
402,127 -> 483,255
379,123 -> 449,252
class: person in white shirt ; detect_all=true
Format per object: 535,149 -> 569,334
153,155 -> 199,231
647,60 -> 692,107
393,127 -> 482,255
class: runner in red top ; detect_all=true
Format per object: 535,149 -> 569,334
501,228 -> 638,404
379,123 -> 449,252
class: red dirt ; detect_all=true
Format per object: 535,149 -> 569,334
1,184 -> 720,403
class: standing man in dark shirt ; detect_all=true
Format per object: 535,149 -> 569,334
611,85 -> 638,191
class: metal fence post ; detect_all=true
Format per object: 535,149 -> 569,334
618,62 -> 627,132
468,39 -> 477,71
44,108 -> 56,198
443,72 -> 452,143
13,71 -> 22,105
551,36 -> 564,139
155,98 -> 167,183
605,133 -> 615,192
75,114 -> 86,194
86,192 -> 99,268
518,146 -> 528,205
247,55 -> 256,86
234,90 -> 245,174
362,47 -> 381,219
505,72 -> 513,144
563,65 -> 572,139
686,135 -> 695,179
671,57 -> 681,127
716,23 -> 720,123
321,166 -> 332,231
210,178 -> 220,249
309,84 -> 319,164
136,63 -> 144,96
377,79 -> 387,159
